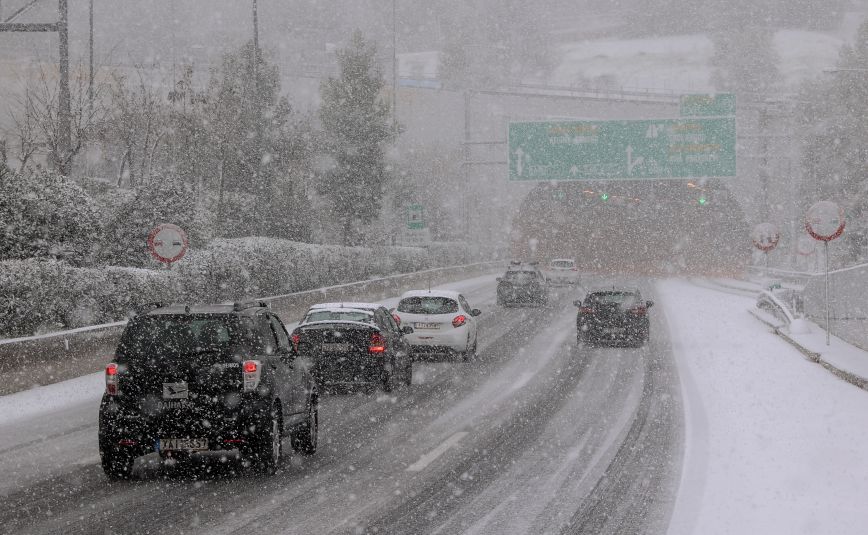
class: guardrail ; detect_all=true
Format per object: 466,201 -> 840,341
0,261 -> 501,396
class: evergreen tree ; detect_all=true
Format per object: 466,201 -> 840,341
318,31 -> 394,246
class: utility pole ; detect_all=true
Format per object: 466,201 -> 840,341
0,0 -> 72,175
251,0 -> 266,232
88,0 -> 93,112
392,0 -> 398,134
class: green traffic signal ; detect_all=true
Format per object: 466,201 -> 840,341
698,196 -> 707,205
600,193 -> 609,201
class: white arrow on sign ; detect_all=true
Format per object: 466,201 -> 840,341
626,145 -> 644,175
515,147 -> 526,176
569,165 -> 579,176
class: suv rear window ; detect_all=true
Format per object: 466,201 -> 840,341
504,271 -> 537,283
586,292 -> 640,306
550,260 -> 574,268
117,315 -> 241,362
397,296 -> 459,314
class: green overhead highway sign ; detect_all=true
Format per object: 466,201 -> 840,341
679,93 -> 736,117
508,118 -> 736,181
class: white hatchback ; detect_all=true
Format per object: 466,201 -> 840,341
545,258 -> 580,286
392,290 -> 481,361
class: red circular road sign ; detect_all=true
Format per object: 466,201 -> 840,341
751,223 -> 780,252
805,200 -> 845,242
147,223 -> 188,264
796,234 -> 816,256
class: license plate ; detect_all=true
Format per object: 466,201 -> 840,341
415,323 -> 440,330
159,437 -> 209,452
322,342 -> 350,352
603,327 -> 626,334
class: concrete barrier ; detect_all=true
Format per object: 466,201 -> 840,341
0,261 -> 501,396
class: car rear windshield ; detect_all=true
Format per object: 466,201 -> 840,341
550,260 -> 574,268
504,271 -> 537,282
305,310 -> 373,323
586,292 -> 640,306
397,296 -> 459,314
117,315 -> 242,362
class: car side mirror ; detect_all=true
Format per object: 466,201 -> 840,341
646,300 -> 654,308
573,300 -> 583,307
401,325 -> 414,335
471,309 -> 482,317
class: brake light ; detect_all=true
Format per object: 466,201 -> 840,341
452,315 -> 467,328
242,360 -> 262,392
571,267 -> 578,271
579,307 -> 595,315
369,332 -> 386,354
291,333 -> 300,351
392,313 -> 401,326
105,362 -> 119,395
630,306 -> 647,317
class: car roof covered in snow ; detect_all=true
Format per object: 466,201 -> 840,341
399,289 -> 461,300
304,307 -> 374,316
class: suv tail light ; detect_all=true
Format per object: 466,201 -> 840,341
369,332 -> 386,354
579,307 -> 595,315
242,360 -> 262,392
452,315 -> 467,328
392,313 -> 401,326
291,333 -> 300,352
630,306 -> 647,317
105,362 -> 119,396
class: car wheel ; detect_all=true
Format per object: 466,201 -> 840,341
290,399 -> 318,455
248,404 -> 283,475
403,362 -> 413,385
462,336 -> 478,362
100,446 -> 135,480
382,368 -> 397,392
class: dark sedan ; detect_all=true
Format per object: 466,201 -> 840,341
575,288 -> 652,347
497,264 -> 548,307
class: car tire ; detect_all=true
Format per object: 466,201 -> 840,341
100,446 -> 135,480
462,336 -> 478,362
290,399 -> 318,455
382,368 -> 397,392
248,404 -> 283,475
403,362 -> 413,385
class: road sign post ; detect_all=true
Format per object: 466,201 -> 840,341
508,118 -> 736,181
806,201 -> 846,346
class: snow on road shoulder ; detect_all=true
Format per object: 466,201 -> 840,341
0,371 -> 103,426
660,278 -> 868,535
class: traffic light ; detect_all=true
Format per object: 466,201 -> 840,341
698,196 -> 708,206
600,193 -> 609,202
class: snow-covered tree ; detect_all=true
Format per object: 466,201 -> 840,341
0,165 -> 101,265
318,31 -> 395,245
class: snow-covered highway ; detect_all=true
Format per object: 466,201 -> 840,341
1,274 -> 867,534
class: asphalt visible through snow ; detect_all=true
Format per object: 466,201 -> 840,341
0,275 -> 682,535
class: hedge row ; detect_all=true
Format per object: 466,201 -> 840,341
0,239 -> 473,337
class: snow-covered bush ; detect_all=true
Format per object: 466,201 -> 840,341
0,167 -> 101,265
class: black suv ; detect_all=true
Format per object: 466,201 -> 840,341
98,301 -> 319,479
497,262 -> 549,307
575,288 -> 653,347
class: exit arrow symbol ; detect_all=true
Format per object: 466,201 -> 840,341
626,145 -> 644,176
515,146 -> 526,176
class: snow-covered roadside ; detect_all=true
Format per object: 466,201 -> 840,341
0,274 -> 499,427
660,279 -> 868,535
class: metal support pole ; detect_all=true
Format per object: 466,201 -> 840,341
824,241 -> 830,346
392,0 -> 397,134
57,0 -> 71,175
88,0 -> 93,111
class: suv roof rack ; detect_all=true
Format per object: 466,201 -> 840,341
233,300 -> 269,312
132,302 -> 166,316
509,260 -> 522,265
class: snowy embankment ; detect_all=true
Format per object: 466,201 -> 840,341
550,30 -> 843,92
660,279 -> 868,534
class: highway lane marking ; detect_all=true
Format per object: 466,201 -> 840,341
406,431 -> 469,472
